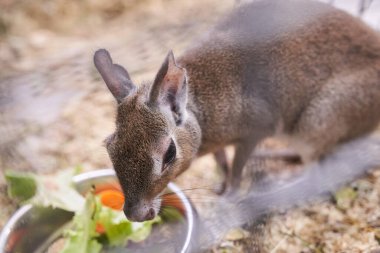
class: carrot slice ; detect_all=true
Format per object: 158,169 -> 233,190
96,185 -> 185,216
94,183 -> 122,194
95,223 -> 106,234
162,194 -> 185,215
98,190 -> 125,210
6,228 -> 26,252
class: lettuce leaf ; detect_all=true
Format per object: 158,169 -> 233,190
5,169 -> 85,212
128,218 -> 160,243
59,193 -> 160,252
60,193 -> 102,253
6,169 -> 160,252
95,196 -> 161,246
96,205 -> 132,246
5,171 -> 37,201
159,206 -> 183,223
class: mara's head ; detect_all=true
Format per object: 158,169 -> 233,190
94,49 -> 200,222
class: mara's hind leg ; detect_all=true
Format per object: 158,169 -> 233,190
291,68 -> 380,163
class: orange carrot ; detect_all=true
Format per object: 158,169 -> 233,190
95,184 -> 185,216
162,194 -> 185,215
6,229 -> 26,252
94,183 -> 122,195
95,223 -> 106,234
98,189 -> 125,210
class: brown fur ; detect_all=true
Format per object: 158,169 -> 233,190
95,0 -> 380,221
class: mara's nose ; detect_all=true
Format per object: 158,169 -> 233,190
123,203 -> 156,222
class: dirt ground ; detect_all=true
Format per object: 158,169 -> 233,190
1,0 -> 380,252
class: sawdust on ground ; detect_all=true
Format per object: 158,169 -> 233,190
1,1 -> 380,252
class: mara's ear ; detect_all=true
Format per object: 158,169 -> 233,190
94,49 -> 136,103
149,51 -> 188,125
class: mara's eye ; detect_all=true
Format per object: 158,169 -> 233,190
163,139 -> 176,169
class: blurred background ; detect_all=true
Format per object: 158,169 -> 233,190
1,0 -> 380,252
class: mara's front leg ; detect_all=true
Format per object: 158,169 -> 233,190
228,141 -> 257,190
213,142 -> 256,194
214,149 -> 230,195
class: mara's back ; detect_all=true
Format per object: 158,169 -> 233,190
179,0 -> 380,147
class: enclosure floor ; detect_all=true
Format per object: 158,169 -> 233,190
1,0 -> 380,252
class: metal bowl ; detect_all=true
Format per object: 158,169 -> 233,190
0,169 -> 196,253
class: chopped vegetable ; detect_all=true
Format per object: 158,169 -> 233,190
5,171 -> 37,201
60,194 -> 102,253
162,194 -> 185,215
5,169 -> 163,253
93,183 -> 122,194
6,228 -> 27,252
61,192 -> 160,252
97,198 -> 160,246
159,206 -> 183,222
95,223 -> 106,234
98,190 -> 124,210
5,169 -> 85,212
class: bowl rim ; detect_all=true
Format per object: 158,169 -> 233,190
0,169 -> 195,253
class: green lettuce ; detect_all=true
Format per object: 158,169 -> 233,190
5,171 -> 37,201
5,169 -> 85,212
5,169 -> 160,253
60,194 -> 102,253
61,193 -> 160,252
96,195 -> 161,246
